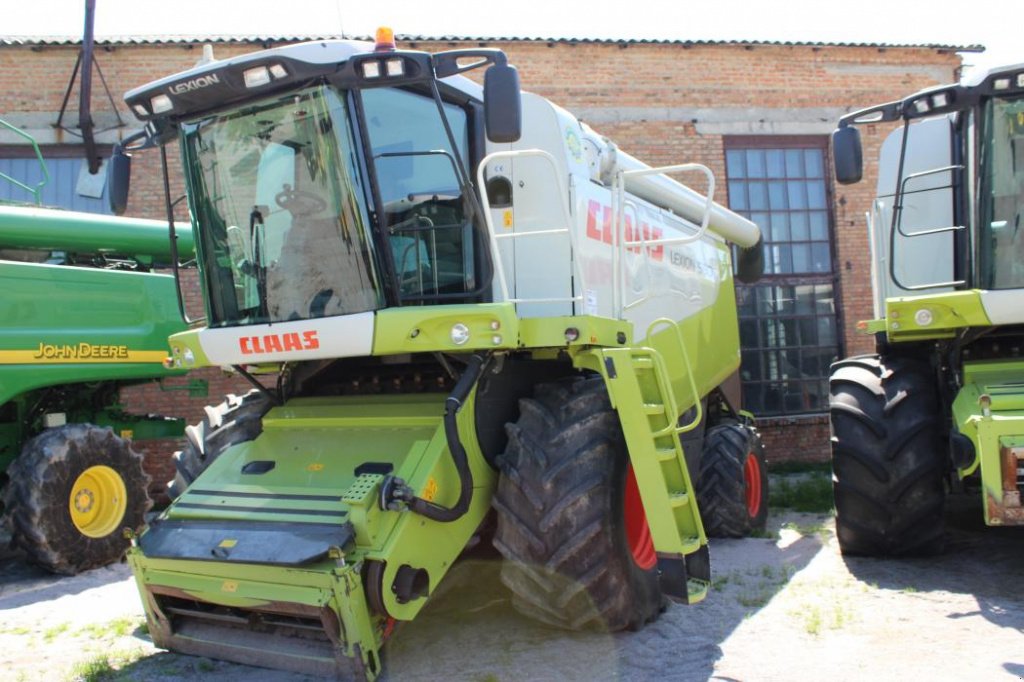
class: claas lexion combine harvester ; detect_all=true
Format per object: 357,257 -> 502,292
113,30 -> 766,678
829,62 -> 1024,555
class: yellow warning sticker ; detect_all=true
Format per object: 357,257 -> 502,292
120,429 -> 134,440
421,477 -> 438,502
502,209 -> 513,229
221,580 -> 238,593
218,539 -> 237,548
307,463 -> 324,472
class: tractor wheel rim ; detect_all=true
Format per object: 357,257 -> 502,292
68,465 -> 128,538
743,452 -> 762,518
623,464 -> 657,570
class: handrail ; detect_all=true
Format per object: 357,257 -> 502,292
0,119 -> 50,205
612,163 -> 716,318
646,317 -> 703,434
890,163 -> 966,291
476,149 -> 584,307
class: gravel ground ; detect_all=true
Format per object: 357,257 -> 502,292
2,495 -> 1022,682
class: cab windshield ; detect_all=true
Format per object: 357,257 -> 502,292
184,84 -> 383,327
979,94 -> 1024,289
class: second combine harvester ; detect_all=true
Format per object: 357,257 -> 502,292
115,31 -> 765,678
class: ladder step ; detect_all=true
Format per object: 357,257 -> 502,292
632,357 -> 655,369
656,447 -> 678,462
642,403 -> 666,416
669,492 -> 690,508
680,537 -> 702,554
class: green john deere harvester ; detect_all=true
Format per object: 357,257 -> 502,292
0,127 -> 196,574
116,32 -> 767,678
830,63 -> 1024,555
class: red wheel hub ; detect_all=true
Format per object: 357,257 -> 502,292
743,451 -> 762,518
624,464 -> 657,570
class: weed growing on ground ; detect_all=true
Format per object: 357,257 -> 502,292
0,624 -> 32,636
81,617 -> 141,640
66,649 -> 144,682
44,622 -> 70,642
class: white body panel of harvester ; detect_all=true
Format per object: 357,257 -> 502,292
482,93 -> 757,340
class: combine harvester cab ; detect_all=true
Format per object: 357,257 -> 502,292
830,63 -> 1024,556
120,30 -> 764,678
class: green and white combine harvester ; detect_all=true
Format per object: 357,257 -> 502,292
831,63 -> 1024,554
116,30 -> 766,678
0,123 -> 195,575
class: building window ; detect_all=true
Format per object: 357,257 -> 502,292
0,145 -> 111,214
725,137 -> 841,416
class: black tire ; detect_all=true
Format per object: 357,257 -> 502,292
492,375 -> 664,632
697,422 -> 768,538
168,391 -> 272,499
2,424 -> 152,575
829,355 -> 946,556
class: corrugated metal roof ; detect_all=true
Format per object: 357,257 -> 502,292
0,34 -> 985,51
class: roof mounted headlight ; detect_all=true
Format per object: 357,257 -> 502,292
386,58 -> 405,77
151,94 -> 173,114
362,61 -> 382,79
244,66 -> 272,88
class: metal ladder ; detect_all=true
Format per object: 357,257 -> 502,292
594,317 -> 709,604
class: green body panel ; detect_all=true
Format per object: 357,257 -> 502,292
951,359 -> 1024,525
0,261 -> 187,405
882,290 -> 991,343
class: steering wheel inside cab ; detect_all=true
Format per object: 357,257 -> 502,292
275,184 -> 327,217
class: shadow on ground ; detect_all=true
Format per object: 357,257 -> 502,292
840,496 -> 1024,635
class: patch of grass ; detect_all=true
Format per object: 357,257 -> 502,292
736,588 -> 773,608
803,606 -> 822,635
66,649 -> 144,682
0,624 -> 33,636
711,574 -> 730,591
44,622 -> 70,642
748,527 -> 777,539
81,617 -> 141,640
197,659 -> 216,673
68,654 -> 115,682
770,474 -> 834,513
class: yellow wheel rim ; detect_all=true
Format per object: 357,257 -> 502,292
68,465 -> 128,538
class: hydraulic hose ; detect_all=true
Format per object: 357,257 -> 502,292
383,353 -> 489,522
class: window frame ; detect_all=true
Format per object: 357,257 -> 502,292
724,135 -> 845,417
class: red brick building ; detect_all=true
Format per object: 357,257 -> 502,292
0,34 -> 972,488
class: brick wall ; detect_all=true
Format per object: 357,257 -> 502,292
0,38 -> 962,469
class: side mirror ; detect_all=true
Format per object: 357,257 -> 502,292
832,126 -> 863,185
108,145 -> 132,215
483,63 -> 522,143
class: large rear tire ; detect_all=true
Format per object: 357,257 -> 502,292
829,355 -> 946,556
2,424 -> 152,574
492,376 -> 664,632
168,391 -> 272,499
697,422 -> 768,538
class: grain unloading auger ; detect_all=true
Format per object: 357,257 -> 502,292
115,30 -> 765,678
